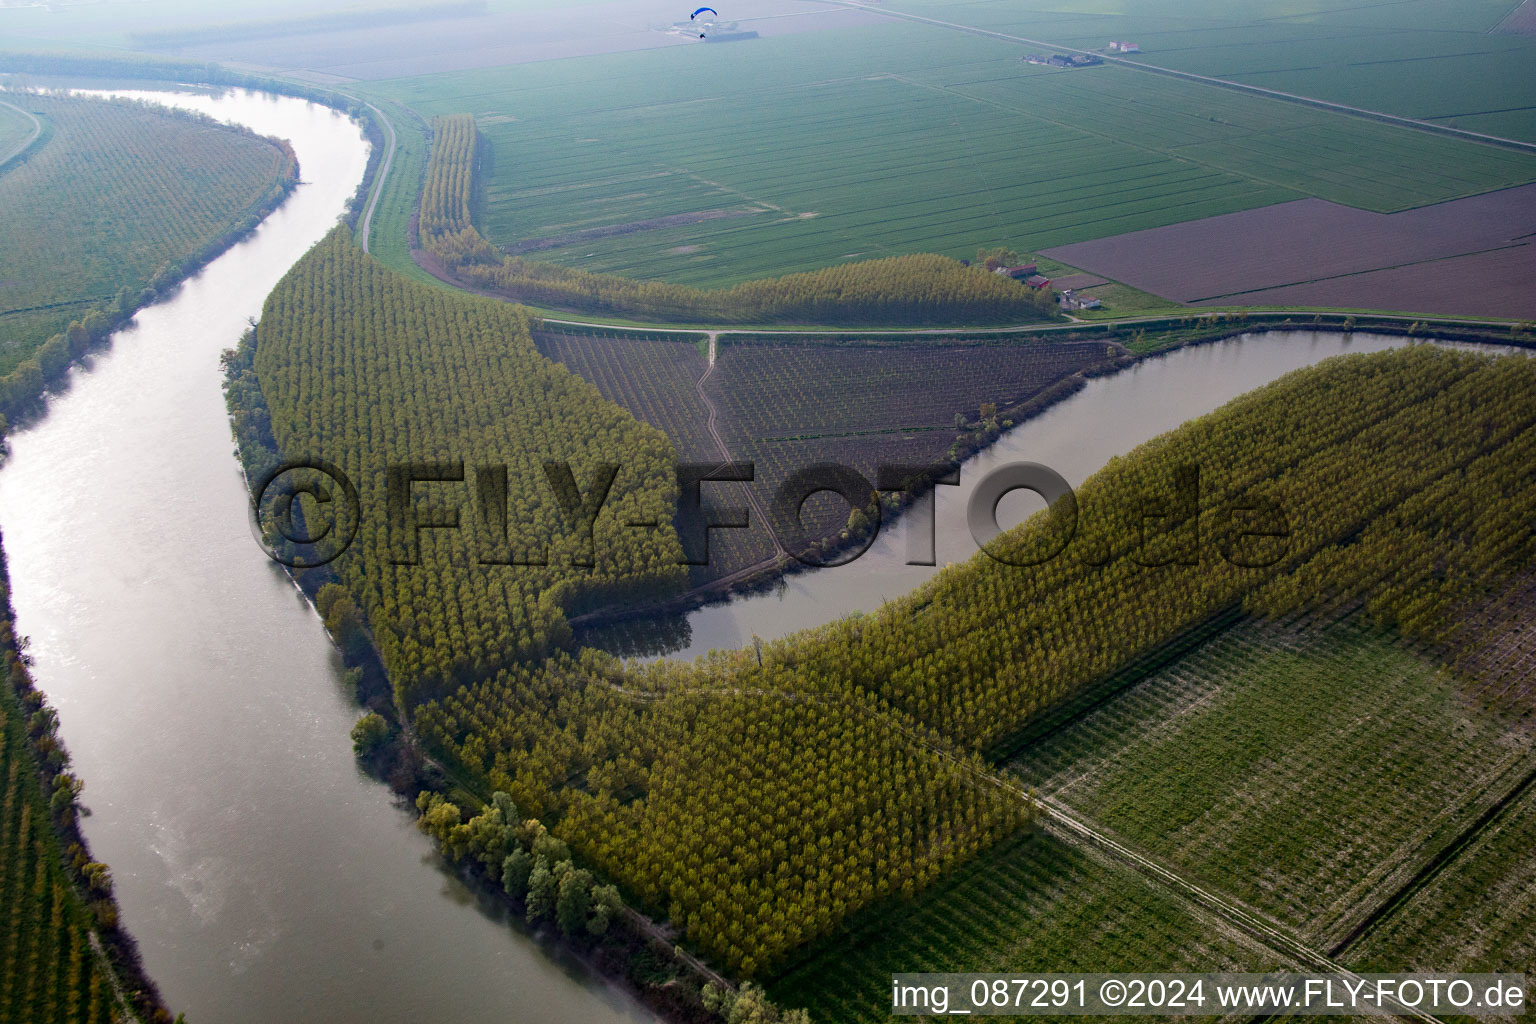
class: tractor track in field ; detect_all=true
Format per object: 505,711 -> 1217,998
694,330 -> 787,562
1329,756 -> 1536,959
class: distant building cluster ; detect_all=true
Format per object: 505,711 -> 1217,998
994,263 -> 1038,280
1107,41 -> 1142,53
991,262 -> 1104,308
1023,53 -> 1104,67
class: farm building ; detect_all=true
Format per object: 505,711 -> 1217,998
1025,274 -> 1052,289
1060,289 -> 1102,310
1108,41 -> 1141,53
1046,53 -> 1102,67
994,263 -> 1039,280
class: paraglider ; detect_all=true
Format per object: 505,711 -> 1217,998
686,7 -> 718,39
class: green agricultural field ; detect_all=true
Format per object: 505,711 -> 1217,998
882,0 -> 1536,142
0,91 -> 292,375
770,830 -> 1284,1024
1346,780 -> 1536,981
1009,616 -> 1536,952
363,15 -> 1536,289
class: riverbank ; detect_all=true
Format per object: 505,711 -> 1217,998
0,87 -> 301,426
0,539 -> 178,1024
221,265 -> 781,1024
0,81 -> 314,1024
565,316 -> 1529,639
0,84 -> 665,1024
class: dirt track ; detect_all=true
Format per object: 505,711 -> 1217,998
0,96 -> 42,168
357,102 -> 395,255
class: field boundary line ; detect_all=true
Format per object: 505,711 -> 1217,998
1189,242 -> 1536,303
825,0 -> 1536,156
1489,0 -> 1534,35
1036,801 -> 1445,1024
1329,754 -> 1536,958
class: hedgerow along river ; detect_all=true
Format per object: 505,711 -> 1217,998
0,88 -> 656,1024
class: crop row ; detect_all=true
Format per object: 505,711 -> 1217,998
0,92 -> 292,369
1010,616 -> 1536,948
773,830 -> 1283,1023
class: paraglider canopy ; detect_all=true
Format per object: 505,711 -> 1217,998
690,7 -> 718,19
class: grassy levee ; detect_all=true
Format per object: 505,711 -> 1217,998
0,98 -> 37,162
356,97 -> 444,288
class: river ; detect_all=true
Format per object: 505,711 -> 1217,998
642,330 -> 1417,662
0,87 -> 656,1024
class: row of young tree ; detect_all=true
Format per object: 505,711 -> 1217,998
414,648 -> 1029,976
419,114 -> 1060,326
0,92 -> 299,423
250,230 -> 689,707
412,346 -> 1536,975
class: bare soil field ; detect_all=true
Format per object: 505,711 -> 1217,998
1494,0 -> 1536,35
1216,243 -> 1536,319
533,330 -> 777,582
535,331 -> 1118,582
173,0 -> 883,81
1049,273 -> 1110,291
1043,184 -> 1536,318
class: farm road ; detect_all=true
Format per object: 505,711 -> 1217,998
357,102 -> 396,255
694,329 -> 788,560
0,96 -> 42,168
